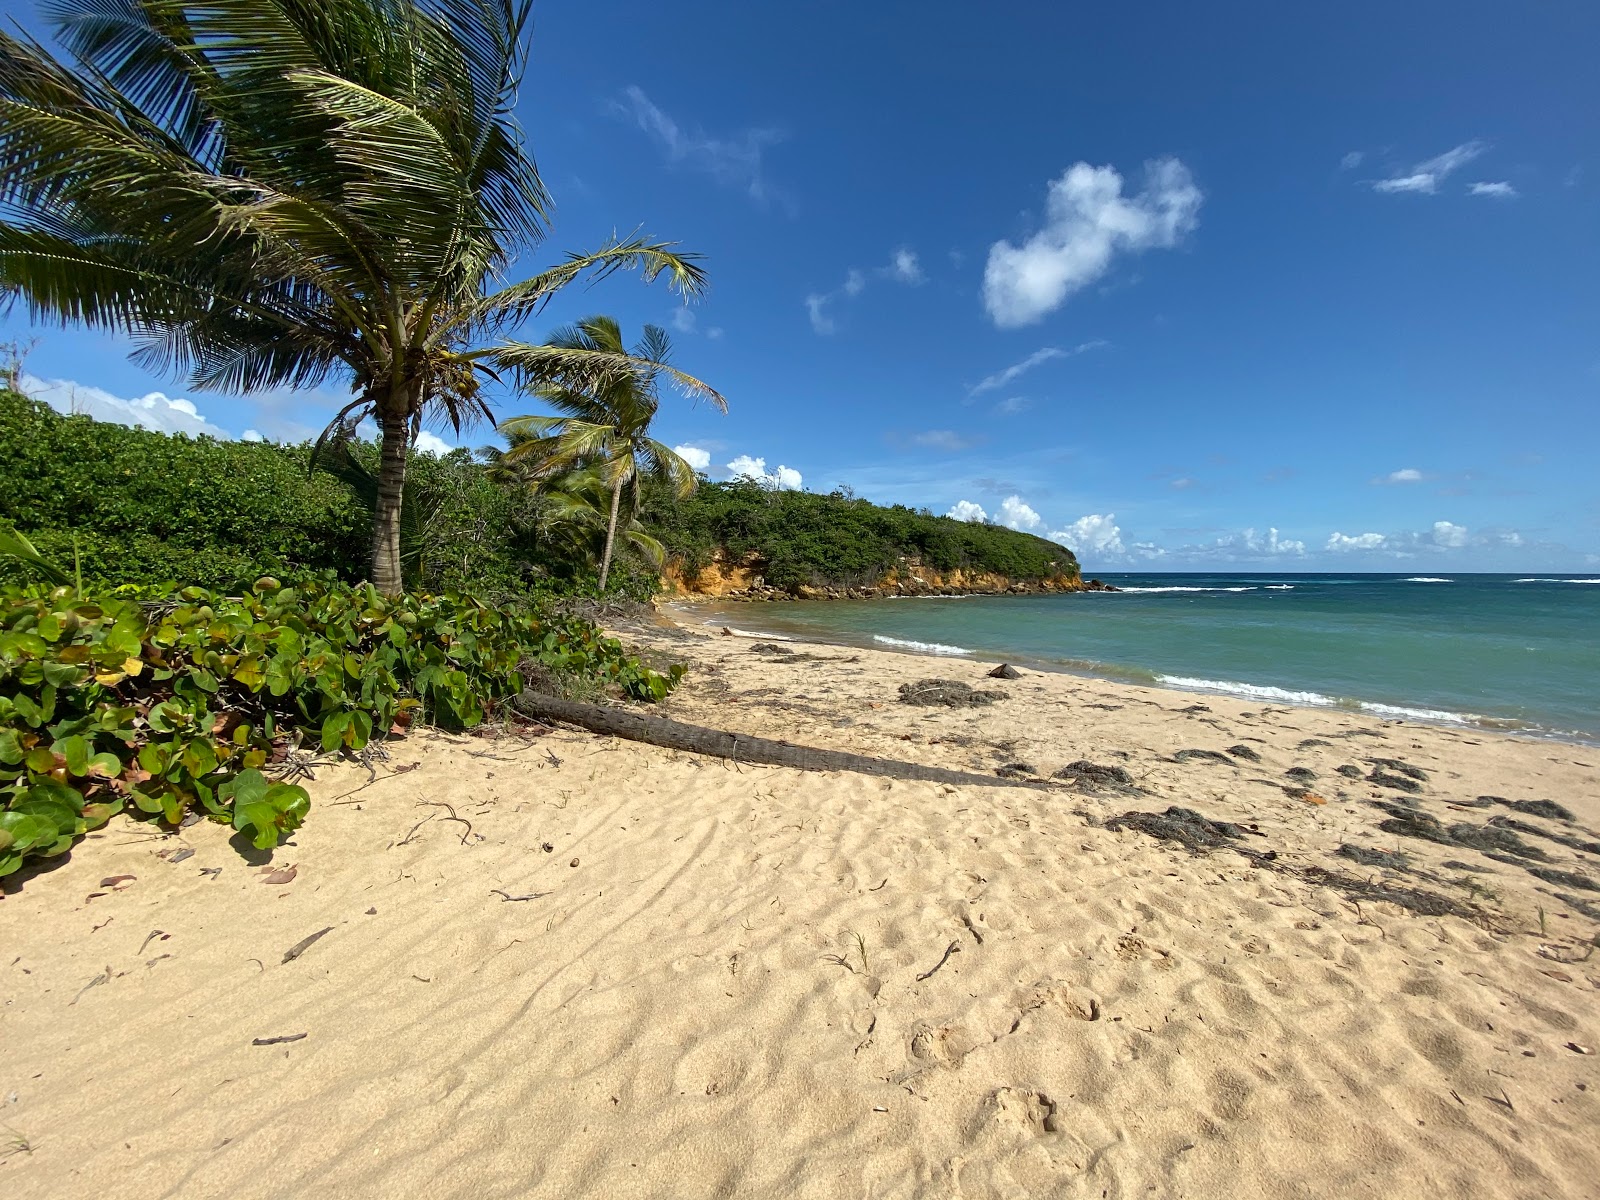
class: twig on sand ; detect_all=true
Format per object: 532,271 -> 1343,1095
395,811 -> 436,846
420,800 -> 475,844
282,927 -> 333,964
491,889 -> 552,902
251,1033 -> 307,1046
916,941 -> 962,982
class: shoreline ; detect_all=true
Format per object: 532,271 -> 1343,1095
661,597 -> 1600,748
3,612 -> 1598,1197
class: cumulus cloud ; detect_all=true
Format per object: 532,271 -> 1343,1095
413,430 -> 455,456
23,373 -> 229,438
982,158 -> 1202,327
1469,181 -> 1517,199
997,495 -> 1042,531
805,248 -> 926,334
1373,141 -> 1485,195
669,307 -> 697,334
1051,513 -> 1124,555
1325,520 -> 1471,554
1220,527 -> 1306,556
240,429 -> 265,443
947,500 -> 987,523
615,86 -> 784,202
727,454 -> 802,490
672,444 -> 711,471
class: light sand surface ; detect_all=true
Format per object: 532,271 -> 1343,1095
3,618 -> 1599,1199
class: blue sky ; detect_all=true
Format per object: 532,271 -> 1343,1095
6,0 -> 1598,571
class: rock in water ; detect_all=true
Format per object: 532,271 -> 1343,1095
988,663 -> 1023,679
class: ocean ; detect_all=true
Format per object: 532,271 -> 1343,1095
688,573 -> 1600,743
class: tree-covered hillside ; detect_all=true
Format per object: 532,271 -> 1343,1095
641,479 -> 1079,591
0,391 -> 1078,596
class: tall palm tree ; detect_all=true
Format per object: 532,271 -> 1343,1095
497,317 -> 717,591
0,0 -> 714,592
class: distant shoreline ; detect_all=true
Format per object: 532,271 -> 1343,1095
657,596 -> 1599,748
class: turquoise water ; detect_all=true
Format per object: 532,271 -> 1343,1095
692,574 -> 1600,742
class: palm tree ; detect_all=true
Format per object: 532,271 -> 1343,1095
0,0 -> 714,592
497,317 -> 717,591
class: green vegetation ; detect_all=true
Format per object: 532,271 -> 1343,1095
642,480 -> 1080,591
0,576 -> 679,876
497,317 -> 720,591
0,0 -> 716,592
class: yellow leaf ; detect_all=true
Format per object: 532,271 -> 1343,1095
95,671 -> 126,686
123,656 -> 145,676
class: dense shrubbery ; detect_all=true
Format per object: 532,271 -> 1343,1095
0,391 -> 579,597
0,578 -> 681,876
1,391 -> 1078,598
641,479 -> 1080,590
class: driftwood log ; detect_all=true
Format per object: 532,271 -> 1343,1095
512,692 -> 1047,790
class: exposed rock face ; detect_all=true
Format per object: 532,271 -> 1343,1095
661,552 -> 1088,602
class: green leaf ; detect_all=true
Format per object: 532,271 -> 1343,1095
320,711 -> 349,753
56,734 -> 90,776
0,729 -> 23,765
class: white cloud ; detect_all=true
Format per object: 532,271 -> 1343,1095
705,326 -> 724,340
983,158 -> 1202,327
1169,476 -> 1195,490
805,248 -> 925,334
727,454 -> 802,490
673,444 -> 711,471
968,340 -> 1106,397
1325,520 -> 1470,554
994,396 -> 1031,415
23,373 -> 229,437
947,500 -> 987,523
240,429 -> 264,443
996,495 -> 1042,531
910,429 -> 978,451
616,86 -> 783,202
1326,531 -> 1388,552
413,430 -> 454,456
888,248 -> 924,284
804,294 -> 835,335
1378,467 -> 1424,484
1340,151 -> 1365,171
1373,141 -> 1485,195
1051,512 -> 1124,555
1224,527 -> 1306,556
669,307 -> 697,334
1469,181 -> 1518,199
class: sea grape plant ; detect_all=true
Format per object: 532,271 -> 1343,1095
0,578 -> 680,874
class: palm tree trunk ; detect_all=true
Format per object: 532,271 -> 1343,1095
597,476 -> 623,592
371,407 -> 410,594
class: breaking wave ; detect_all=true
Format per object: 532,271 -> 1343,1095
872,634 -> 972,656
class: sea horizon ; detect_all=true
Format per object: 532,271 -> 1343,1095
677,571 -> 1600,744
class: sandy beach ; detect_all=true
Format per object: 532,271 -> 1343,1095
3,615 -> 1598,1199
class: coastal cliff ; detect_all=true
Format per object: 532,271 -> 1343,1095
662,551 -> 1100,601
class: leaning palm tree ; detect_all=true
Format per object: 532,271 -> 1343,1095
497,317 -> 716,591
0,0 -> 715,592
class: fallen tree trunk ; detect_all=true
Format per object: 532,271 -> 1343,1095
512,692 -> 1047,790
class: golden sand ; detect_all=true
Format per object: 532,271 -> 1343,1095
3,621 -> 1597,1198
